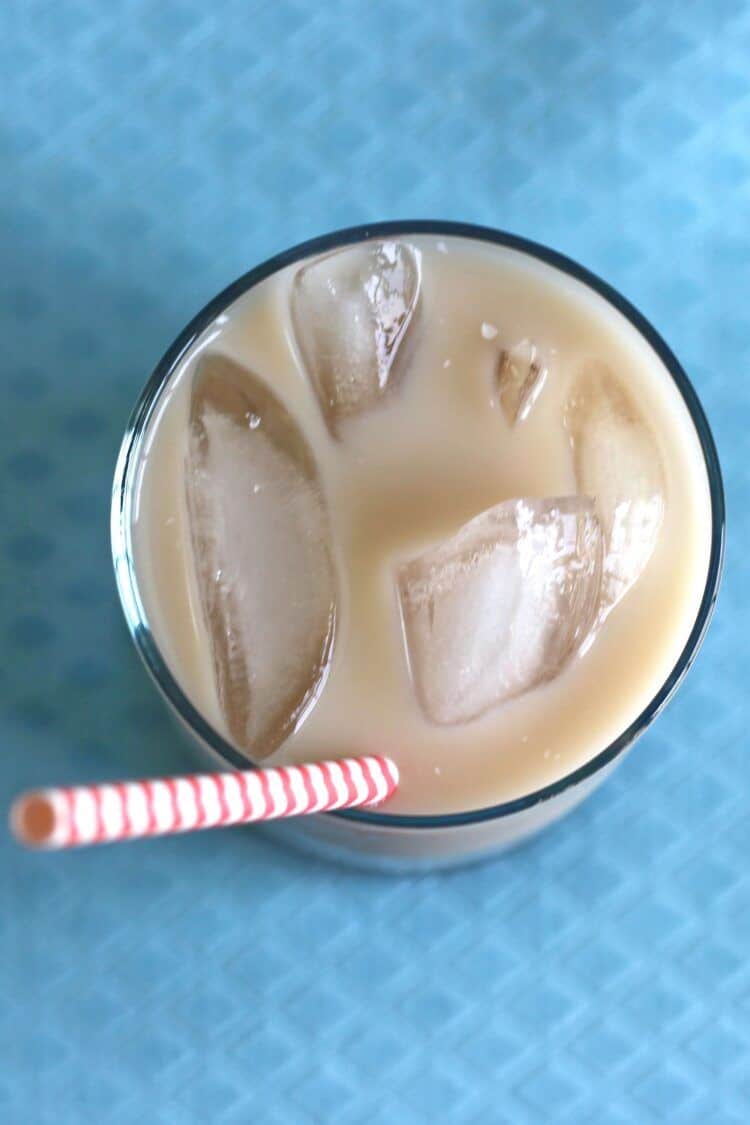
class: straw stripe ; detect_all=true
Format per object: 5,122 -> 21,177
370,756 -> 393,804
166,779 -> 180,832
93,786 -> 106,844
266,768 -> 286,818
256,767 -> 273,818
216,776 -> 231,824
222,775 -> 243,825
116,783 -> 132,838
189,776 -> 206,828
348,759 -> 369,806
318,762 -> 337,809
288,767 -> 308,816
279,768 -> 295,815
144,783 -> 157,836
340,760 -> 359,806
242,771 -> 263,820
326,761 -> 348,808
364,758 -> 385,804
300,763 -> 317,811
64,788 -> 79,848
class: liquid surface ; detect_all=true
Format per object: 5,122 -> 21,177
131,236 -> 711,815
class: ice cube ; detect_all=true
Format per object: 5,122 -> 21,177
185,354 -> 337,758
397,497 -> 603,725
564,363 -> 664,615
495,339 -> 548,425
290,240 -> 421,434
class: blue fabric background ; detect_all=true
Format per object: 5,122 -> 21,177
1,1 -> 746,1121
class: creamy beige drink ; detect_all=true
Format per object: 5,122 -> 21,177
130,235 -> 711,816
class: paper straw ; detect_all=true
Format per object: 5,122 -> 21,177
10,755 -> 399,850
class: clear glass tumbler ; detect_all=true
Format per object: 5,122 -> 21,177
111,222 -> 725,871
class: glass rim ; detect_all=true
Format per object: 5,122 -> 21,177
111,220 -> 726,831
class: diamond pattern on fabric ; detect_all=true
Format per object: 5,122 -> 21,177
1,1 -> 746,1121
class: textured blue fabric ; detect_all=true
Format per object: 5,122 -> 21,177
0,1 -> 746,1121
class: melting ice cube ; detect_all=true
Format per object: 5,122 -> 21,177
397,497 -> 603,725
290,240 -> 421,434
495,339 -> 548,425
565,363 -> 665,616
185,354 -> 337,758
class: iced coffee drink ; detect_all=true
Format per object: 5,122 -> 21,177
128,234 -> 713,816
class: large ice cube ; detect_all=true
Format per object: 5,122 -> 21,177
565,363 -> 664,616
290,240 -> 421,434
495,339 -> 548,425
397,498 -> 603,725
185,354 -> 337,758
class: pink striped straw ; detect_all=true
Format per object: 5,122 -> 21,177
10,755 -> 399,850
